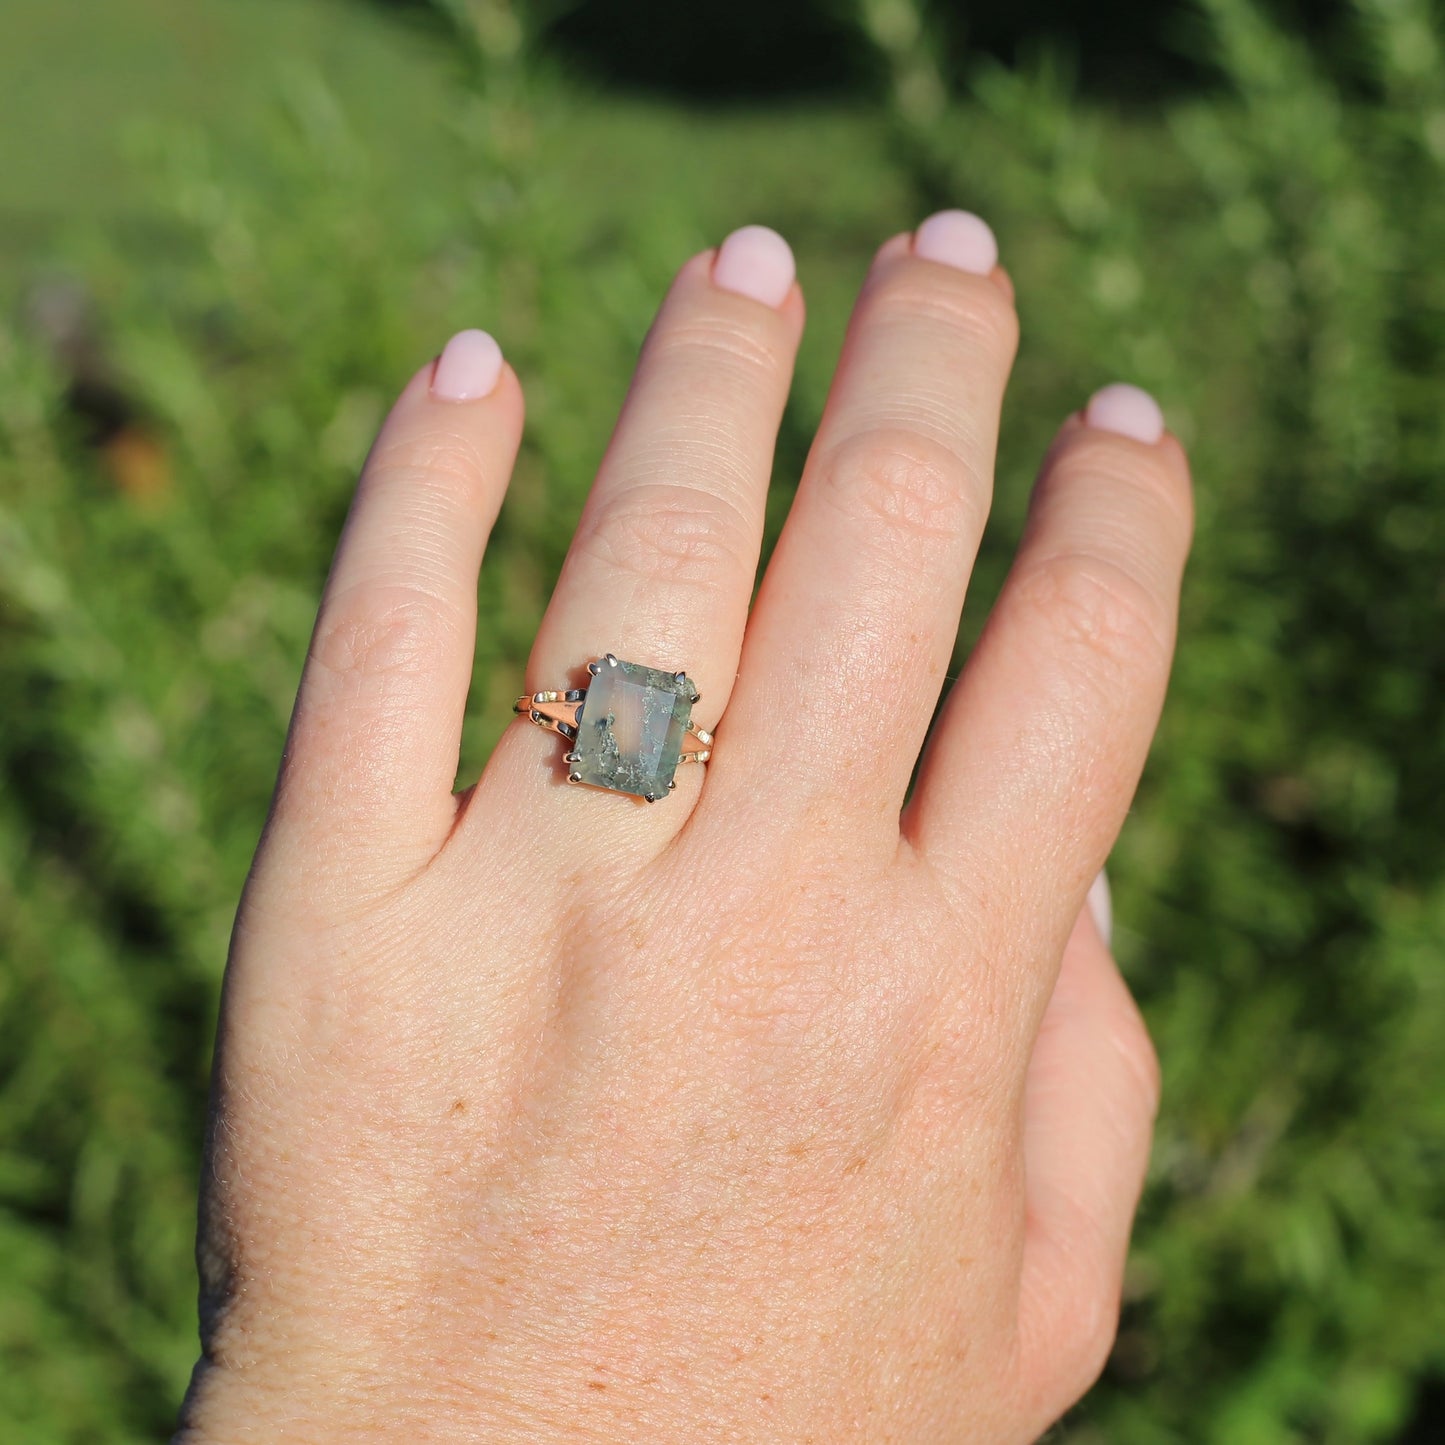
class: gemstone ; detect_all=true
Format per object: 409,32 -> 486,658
571,657 -> 698,801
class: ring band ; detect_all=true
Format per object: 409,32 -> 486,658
514,653 -> 712,803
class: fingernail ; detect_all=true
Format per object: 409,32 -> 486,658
712,225 -> 796,308
1084,383 -> 1165,445
431,329 -> 504,402
1087,870 -> 1113,948
912,210 -> 999,276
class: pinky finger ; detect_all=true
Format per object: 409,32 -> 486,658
1014,885 -> 1160,1428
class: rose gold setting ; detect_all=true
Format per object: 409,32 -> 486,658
512,681 -> 713,763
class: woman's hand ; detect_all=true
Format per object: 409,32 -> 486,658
176,213 -> 1192,1443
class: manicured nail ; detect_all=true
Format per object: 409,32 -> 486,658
912,210 -> 999,276
431,329 -> 504,402
1087,870 -> 1113,948
712,225 -> 796,308
1084,383 -> 1165,445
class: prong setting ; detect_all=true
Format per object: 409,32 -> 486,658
514,654 -> 712,801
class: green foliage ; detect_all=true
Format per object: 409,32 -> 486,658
1,0 -> 1442,1439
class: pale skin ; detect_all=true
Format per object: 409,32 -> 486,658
175,213 -> 1193,1443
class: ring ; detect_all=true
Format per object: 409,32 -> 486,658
513,653 -> 713,803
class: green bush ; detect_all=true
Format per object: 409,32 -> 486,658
0,1 -> 1441,1439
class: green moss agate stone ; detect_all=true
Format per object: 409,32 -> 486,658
573,658 -> 698,801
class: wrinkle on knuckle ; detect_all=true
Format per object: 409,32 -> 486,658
1107,999 -> 1162,1124
310,585 -> 459,687
1012,551 -> 1173,692
1063,1289 -> 1122,1401
1019,1258 -> 1122,1418
580,484 -> 754,590
870,266 -> 1020,359
815,426 -> 983,553
1051,437 -> 1195,545
367,428 -> 490,505
650,315 -> 785,383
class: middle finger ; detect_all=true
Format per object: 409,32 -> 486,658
718,211 -> 1019,825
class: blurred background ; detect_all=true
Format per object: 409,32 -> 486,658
1,0 -> 1442,1440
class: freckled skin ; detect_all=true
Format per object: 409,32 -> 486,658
176,222 -> 1188,1444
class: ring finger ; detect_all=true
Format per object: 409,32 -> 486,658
484,225 -> 803,820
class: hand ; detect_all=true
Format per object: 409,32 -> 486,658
175,213 -> 1192,1443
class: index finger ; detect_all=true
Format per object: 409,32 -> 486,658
271,334 -> 524,854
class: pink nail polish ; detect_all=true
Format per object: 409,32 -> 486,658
1087,870 -> 1113,948
1084,383 -> 1165,445
712,225 -> 796,308
431,329 -> 504,402
912,210 -> 999,276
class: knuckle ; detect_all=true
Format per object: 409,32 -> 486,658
1013,551 -> 1173,692
650,314 -> 786,383
1021,1266 -> 1123,1419
870,264 -> 1020,359
581,483 -> 754,590
815,426 -> 984,552
366,428 -> 490,507
1052,434 -> 1195,545
1062,1287 -> 1124,1401
310,584 -> 459,686
1108,995 -> 1163,1124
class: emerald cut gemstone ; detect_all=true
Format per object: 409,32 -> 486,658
572,657 -> 698,801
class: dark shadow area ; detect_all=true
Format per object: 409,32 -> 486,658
1399,1377 -> 1445,1443
539,0 -> 869,100
368,0 -> 1350,102
544,0 -> 1201,101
